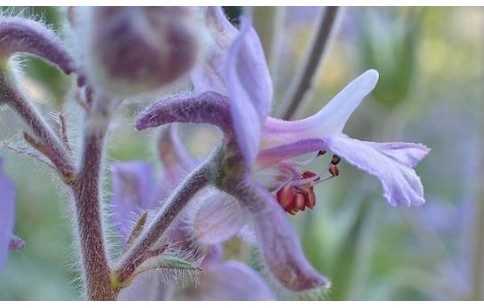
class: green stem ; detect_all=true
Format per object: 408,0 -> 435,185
279,7 -> 340,120
252,7 -> 286,78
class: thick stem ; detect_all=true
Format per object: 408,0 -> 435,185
0,70 -> 75,182
278,7 -> 340,120
114,160 -> 213,283
71,96 -> 116,300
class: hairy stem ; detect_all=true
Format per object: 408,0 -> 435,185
278,7 -> 340,120
0,70 -> 75,182
71,96 -> 116,300
114,159 -> 214,283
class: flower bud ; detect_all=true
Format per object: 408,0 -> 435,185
80,7 -> 201,97
0,17 -> 75,74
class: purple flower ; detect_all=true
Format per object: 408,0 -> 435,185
135,7 -> 429,293
0,157 -> 18,270
110,125 -> 194,245
111,126 -> 273,300
257,71 -> 429,206
207,8 -> 430,207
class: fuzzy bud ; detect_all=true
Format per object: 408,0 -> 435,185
0,17 -> 75,74
79,7 -> 201,97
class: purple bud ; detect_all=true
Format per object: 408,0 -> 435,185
0,17 -> 75,74
135,91 -> 232,134
8,235 -> 25,251
80,7 -> 201,97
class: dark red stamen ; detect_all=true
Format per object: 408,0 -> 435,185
275,170 -> 319,215
275,153 -> 342,215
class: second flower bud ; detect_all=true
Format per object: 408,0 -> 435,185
79,7 -> 201,97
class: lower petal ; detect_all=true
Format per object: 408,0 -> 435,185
223,177 -> 330,292
172,261 -> 275,300
187,188 -> 247,246
325,134 -> 430,206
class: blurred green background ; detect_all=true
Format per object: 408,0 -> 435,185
0,7 -> 483,300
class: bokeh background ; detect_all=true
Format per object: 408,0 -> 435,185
0,7 -> 483,300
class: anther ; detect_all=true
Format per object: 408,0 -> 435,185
331,154 -> 341,165
329,165 -> 340,177
275,153 -> 343,215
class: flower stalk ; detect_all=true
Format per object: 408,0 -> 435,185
70,94 -> 117,300
279,7 -> 340,120
0,70 -> 76,183
252,7 -> 286,77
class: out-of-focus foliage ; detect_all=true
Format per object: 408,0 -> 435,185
0,6 -> 483,300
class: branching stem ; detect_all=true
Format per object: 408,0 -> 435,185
70,95 -> 117,300
0,70 -> 75,182
114,159 -> 214,284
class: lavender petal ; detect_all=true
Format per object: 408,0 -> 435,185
110,160 -> 155,242
0,158 -> 16,269
326,134 -> 430,206
224,177 -> 330,292
225,17 -> 273,170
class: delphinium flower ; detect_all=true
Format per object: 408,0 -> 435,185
0,6 -> 430,301
136,7 -> 430,294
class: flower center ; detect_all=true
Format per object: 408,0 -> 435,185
275,152 -> 341,215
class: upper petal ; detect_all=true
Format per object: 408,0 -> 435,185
205,7 -> 238,50
0,158 -> 16,269
261,70 -> 378,150
157,124 -> 196,184
110,160 -> 155,242
257,138 -> 327,166
191,7 -> 238,93
151,124 -> 199,203
325,134 -> 430,206
226,16 -> 273,170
